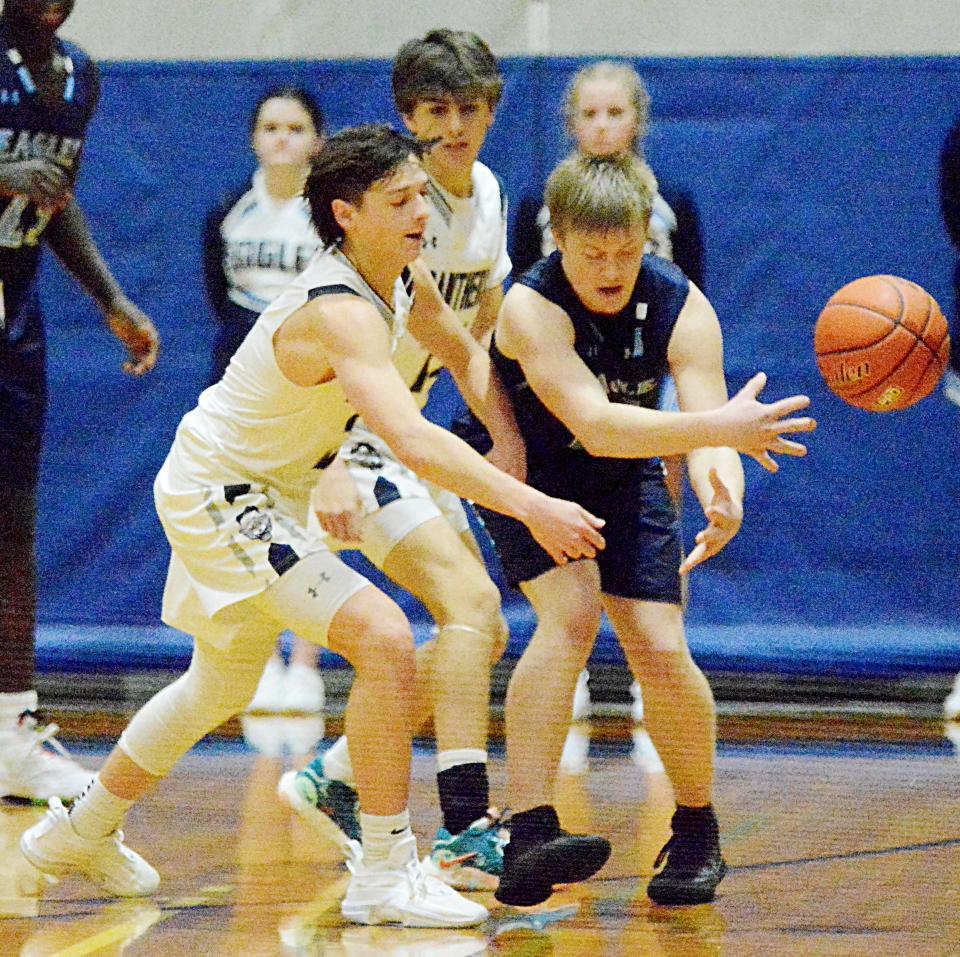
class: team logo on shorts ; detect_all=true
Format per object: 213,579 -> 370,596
236,505 -> 273,541
347,441 -> 384,470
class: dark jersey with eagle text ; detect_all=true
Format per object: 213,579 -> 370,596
0,25 -> 98,339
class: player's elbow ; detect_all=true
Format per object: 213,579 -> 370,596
572,411 -> 619,457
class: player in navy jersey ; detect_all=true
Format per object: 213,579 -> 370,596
457,154 -> 815,906
0,0 -> 159,804
203,86 -> 327,724
514,61 -> 706,739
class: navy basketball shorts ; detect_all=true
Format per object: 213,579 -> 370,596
476,455 -> 682,603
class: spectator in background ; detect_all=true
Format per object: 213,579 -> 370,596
512,60 -> 705,736
0,0 -> 159,804
939,115 -> 960,723
938,115 -> 960,408
203,86 -> 326,717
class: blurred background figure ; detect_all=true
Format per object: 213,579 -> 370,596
938,113 -> 960,729
938,113 -> 960,408
202,86 -> 327,718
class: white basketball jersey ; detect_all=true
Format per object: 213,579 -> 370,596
393,161 -> 510,405
220,170 -> 324,313
168,246 -> 411,504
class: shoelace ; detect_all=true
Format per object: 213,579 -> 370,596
654,827 -> 715,871
405,857 -> 436,901
18,710 -> 73,760
653,836 -> 674,870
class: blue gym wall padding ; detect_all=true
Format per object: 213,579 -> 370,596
34,56 -> 960,676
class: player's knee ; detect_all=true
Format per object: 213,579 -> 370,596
632,647 -> 695,687
195,660 -> 263,721
557,602 -> 603,646
428,566 -> 502,633
350,616 -> 415,683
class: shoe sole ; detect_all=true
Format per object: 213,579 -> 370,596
646,861 -> 728,906
422,853 -> 500,891
496,835 -> 611,906
277,771 -> 353,855
341,900 -> 488,928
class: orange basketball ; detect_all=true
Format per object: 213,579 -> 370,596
814,275 -> 951,412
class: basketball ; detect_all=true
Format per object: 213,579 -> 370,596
813,275 -> 951,412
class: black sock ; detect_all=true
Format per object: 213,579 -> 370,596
674,804 -> 718,828
437,762 -> 489,835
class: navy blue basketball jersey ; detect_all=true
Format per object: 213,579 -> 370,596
490,251 -> 689,460
0,26 -> 99,335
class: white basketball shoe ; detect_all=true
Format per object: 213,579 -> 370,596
0,710 -> 93,803
571,669 -> 591,722
19,797 -> 159,897
341,835 -> 488,928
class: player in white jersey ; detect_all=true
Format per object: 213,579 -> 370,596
203,86 -> 328,721
283,31 -> 521,892
20,125 -> 606,928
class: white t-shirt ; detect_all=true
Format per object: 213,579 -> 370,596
393,161 -> 511,405
219,170 -> 324,314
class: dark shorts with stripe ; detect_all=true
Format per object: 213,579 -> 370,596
476,451 -> 682,603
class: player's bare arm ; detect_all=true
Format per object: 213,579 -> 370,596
669,281 -> 745,573
406,258 -> 525,480
470,282 -> 503,346
45,200 -> 159,375
301,293 -> 604,564
498,283 -> 815,464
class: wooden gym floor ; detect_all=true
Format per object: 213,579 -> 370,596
1,715 -> 959,957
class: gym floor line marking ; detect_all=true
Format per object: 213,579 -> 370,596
732,835 -> 960,873
46,909 -> 169,957
590,836 -> 960,884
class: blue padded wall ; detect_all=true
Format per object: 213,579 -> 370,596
34,56 -> 960,674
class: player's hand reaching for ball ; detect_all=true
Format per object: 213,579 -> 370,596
522,492 -> 606,566
106,297 -> 160,376
680,467 -> 742,574
719,372 -> 816,472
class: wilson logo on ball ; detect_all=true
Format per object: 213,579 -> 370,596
814,275 -> 950,412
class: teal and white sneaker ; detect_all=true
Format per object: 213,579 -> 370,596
422,810 -> 506,891
278,759 -> 360,853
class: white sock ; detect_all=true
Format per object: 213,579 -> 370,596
69,776 -> 133,841
322,736 -> 355,785
0,690 -> 38,728
436,748 -> 487,774
360,809 -> 412,868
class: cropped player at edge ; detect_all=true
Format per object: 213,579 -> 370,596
457,153 -> 815,906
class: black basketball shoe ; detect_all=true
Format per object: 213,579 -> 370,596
495,804 -> 611,906
647,805 -> 727,906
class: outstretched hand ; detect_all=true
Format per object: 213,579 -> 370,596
680,467 -> 743,574
106,298 -> 159,376
722,372 -> 816,472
